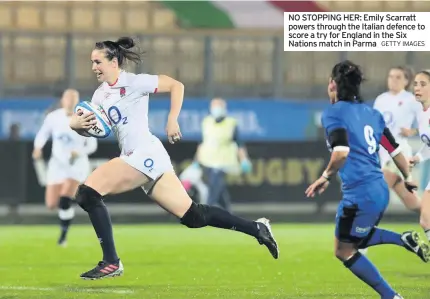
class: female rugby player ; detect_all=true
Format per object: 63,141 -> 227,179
306,60 -> 428,299
408,70 -> 430,244
69,37 -> 278,280
33,89 -> 97,246
373,66 -> 422,213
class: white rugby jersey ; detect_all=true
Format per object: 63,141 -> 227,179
91,71 -> 159,154
373,90 -> 421,141
415,107 -> 430,162
34,108 -> 98,163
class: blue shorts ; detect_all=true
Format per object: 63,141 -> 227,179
335,179 -> 389,243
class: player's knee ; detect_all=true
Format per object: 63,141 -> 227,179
58,196 -> 72,210
334,248 -> 345,260
335,242 -> 357,261
180,202 -> 209,228
75,184 -> 104,212
335,247 -> 356,261
342,251 -> 362,269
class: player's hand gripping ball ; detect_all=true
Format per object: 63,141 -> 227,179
73,101 -> 112,138
166,115 -> 182,144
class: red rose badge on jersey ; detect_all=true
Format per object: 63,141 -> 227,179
120,87 -> 126,98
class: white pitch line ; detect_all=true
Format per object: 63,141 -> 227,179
0,286 -> 54,291
0,286 -> 134,294
67,288 -> 134,294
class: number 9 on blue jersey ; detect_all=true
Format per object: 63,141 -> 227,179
364,125 -> 377,155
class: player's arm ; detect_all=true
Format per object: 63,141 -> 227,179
318,108 -> 350,180
401,127 -> 419,137
380,127 -> 412,181
400,102 -> 420,137
305,109 -> 347,197
412,144 -> 430,164
155,75 -> 184,120
144,74 -> 184,143
138,73 -> 184,143
321,127 -> 350,180
137,73 -> 184,120
33,114 -> 52,160
407,102 -> 422,137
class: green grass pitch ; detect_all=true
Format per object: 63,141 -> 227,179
0,223 -> 428,298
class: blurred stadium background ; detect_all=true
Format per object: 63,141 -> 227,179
1,0 -> 429,225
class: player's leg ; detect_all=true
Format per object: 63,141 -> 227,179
56,178 -> 79,246
357,223 -> 430,262
360,168 -> 422,256
45,184 -> 62,210
384,169 -> 421,212
419,184 -> 430,242
45,159 -> 76,247
379,148 -> 421,213
356,182 -> 429,262
76,158 -> 150,280
45,159 -> 64,210
335,238 -> 401,299
149,170 -> 278,259
335,200 -> 401,298
58,157 -> 92,246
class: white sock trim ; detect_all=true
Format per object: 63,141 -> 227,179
58,207 -> 75,220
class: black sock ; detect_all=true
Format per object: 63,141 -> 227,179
77,185 -> 119,263
88,201 -> 119,263
60,219 -> 71,231
186,204 -> 260,237
58,219 -> 70,243
58,196 -> 74,243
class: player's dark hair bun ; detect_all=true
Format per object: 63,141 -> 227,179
95,36 -> 142,67
338,64 -> 353,75
116,37 -> 135,50
331,60 -> 364,103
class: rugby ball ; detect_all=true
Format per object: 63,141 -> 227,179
74,101 -> 112,138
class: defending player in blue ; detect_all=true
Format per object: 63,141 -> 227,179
305,60 -> 430,299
